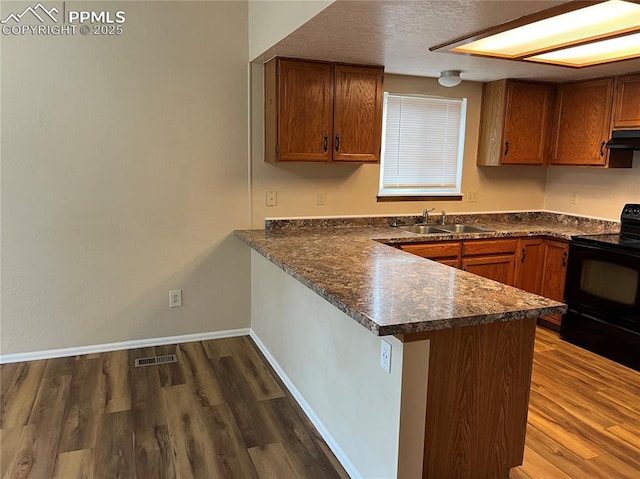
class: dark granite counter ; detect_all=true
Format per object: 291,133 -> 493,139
235,213 -> 618,336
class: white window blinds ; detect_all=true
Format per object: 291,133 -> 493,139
379,93 -> 466,196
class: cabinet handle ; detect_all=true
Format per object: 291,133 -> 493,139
323,134 -> 328,153
335,134 -> 340,152
562,250 -> 568,267
521,247 -> 526,264
504,141 -> 509,157
600,141 -> 605,157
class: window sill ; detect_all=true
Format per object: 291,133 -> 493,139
377,195 -> 463,202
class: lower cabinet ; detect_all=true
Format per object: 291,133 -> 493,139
461,239 -> 517,286
399,236 -> 569,327
514,238 -> 545,295
399,242 -> 462,268
540,240 -> 570,327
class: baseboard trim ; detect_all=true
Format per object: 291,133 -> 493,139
249,329 -> 360,479
0,328 -> 250,364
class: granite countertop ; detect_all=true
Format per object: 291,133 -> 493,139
235,213 -> 619,336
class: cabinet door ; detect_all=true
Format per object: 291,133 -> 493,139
502,82 -> 554,165
278,59 -> 333,162
613,74 -> 640,129
514,238 -> 544,295
541,240 -> 569,326
551,78 -> 613,166
333,65 -> 384,163
462,254 -> 516,286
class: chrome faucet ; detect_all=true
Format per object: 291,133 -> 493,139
422,207 -> 435,223
441,211 -> 447,225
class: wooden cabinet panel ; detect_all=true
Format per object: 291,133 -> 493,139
333,65 -> 383,163
613,74 -> 640,129
265,58 -> 383,163
400,242 -> 461,267
477,80 -> 554,166
551,78 -> 613,166
462,254 -> 516,286
502,82 -> 554,165
514,238 -> 545,295
462,239 -> 517,256
541,240 -> 569,326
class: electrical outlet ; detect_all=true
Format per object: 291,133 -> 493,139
266,191 -> 277,207
570,192 -> 578,204
468,191 -> 478,203
316,192 -> 326,206
380,339 -> 392,373
169,289 -> 182,308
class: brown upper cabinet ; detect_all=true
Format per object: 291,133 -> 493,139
477,80 -> 555,166
550,77 -> 633,168
264,58 -> 384,163
612,73 -> 640,130
551,78 -> 614,167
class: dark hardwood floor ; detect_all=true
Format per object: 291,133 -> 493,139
1,327 -> 638,478
0,336 -> 348,479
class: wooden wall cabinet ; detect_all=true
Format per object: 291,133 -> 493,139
265,58 -> 383,164
551,78 -> 632,168
477,80 -> 555,166
612,73 -> 640,130
461,239 -> 517,286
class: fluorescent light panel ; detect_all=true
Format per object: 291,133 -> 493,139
526,32 -> 640,66
449,0 -> 640,67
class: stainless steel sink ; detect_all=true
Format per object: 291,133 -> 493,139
394,223 -> 493,234
435,224 -> 493,233
396,224 -> 448,234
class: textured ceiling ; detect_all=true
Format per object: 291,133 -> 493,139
253,0 -> 640,83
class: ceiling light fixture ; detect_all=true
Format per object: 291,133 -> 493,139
438,70 -> 462,87
430,0 -> 640,68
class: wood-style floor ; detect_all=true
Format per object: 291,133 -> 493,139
1,327 -> 638,478
510,327 -> 640,479
0,336 -> 348,479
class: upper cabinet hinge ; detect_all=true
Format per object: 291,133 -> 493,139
276,63 -> 280,76
276,144 -> 280,154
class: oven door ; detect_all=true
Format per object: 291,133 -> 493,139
564,242 -> 640,330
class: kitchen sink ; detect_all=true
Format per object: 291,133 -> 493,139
435,224 -> 493,233
396,224 -> 448,234
394,223 -> 493,234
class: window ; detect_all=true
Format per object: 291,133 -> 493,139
379,93 -> 467,198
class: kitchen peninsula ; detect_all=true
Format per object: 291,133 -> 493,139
235,214 -> 615,478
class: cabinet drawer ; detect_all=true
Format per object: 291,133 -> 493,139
400,242 -> 461,259
463,239 -> 517,256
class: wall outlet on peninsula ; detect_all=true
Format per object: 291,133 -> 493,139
380,339 -> 392,373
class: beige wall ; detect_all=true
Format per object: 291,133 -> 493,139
248,0 -> 333,61
1,1 -> 250,355
251,251 -> 404,478
544,153 -> 640,220
250,67 -> 547,227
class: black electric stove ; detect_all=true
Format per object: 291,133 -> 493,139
561,204 -> 640,371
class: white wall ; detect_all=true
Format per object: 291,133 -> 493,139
544,153 -> 640,220
248,0 -> 333,61
1,1 -> 250,355
250,67 -> 547,227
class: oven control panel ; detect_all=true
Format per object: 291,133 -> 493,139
622,204 -> 640,221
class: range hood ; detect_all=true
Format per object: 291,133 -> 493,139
606,130 -> 640,150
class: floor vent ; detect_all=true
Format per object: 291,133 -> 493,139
134,354 -> 177,367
